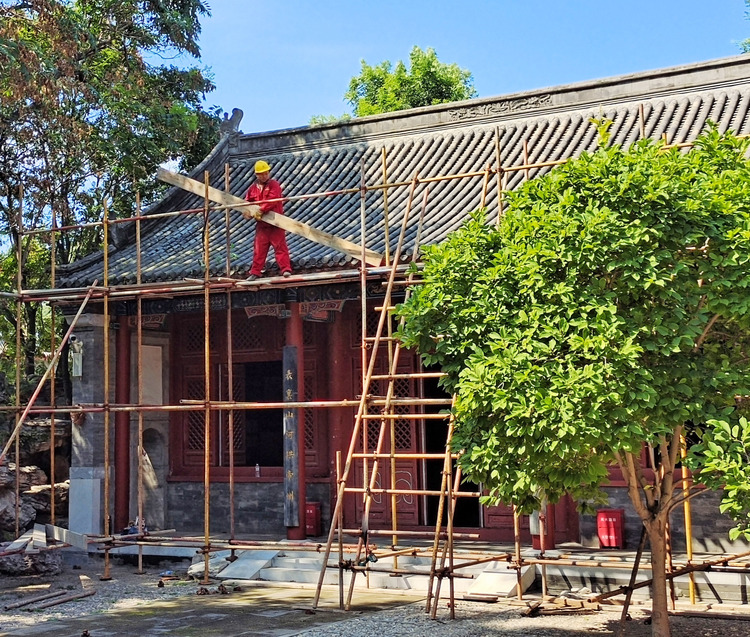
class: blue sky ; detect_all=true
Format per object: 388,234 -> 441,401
189,1 -> 750,134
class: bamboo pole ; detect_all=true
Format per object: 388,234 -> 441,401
680,435 -> 696,604
102,200 -> 112,581
136,189 -> 145,574
495,127 -> 504,226
3,589 -> 66,610
513,506 -> 523,600
381,147 -> 391,267
202,170 -> 212,585
49,197 -> 57,525
616,527 -> 647,637
426,410 -> 455,614
336,450 -> 344,609
34,589 -> 96,609
14,186 -> 23,538
480,164 -> 491,208
224,163 -> 237,542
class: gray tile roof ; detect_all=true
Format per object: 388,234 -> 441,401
58,56 -> 750,288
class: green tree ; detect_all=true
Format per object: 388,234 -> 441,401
397,127 -> 750,637
0,0 -> 221,402
345,46 -> 476,117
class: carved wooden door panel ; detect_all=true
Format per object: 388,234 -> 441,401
352,359 -> 420,528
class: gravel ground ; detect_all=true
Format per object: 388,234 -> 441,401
2,556 -> 750,636
0,555 -> 195,634
298,599 -> 750,637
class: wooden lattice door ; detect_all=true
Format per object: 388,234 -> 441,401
353,360 -> 420,528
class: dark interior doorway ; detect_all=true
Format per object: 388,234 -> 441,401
423,370 -> 481,528
243,360 -> 283,467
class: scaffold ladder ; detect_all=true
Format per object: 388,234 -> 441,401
312,177 -> 464,614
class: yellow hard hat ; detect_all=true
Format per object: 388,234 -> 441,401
254,160 -> 271,173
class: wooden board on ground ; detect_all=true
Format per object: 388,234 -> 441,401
158,168 -> 383,267
45,523 -> 89,550
30,524 -> 47,551
5,530 -> 33,553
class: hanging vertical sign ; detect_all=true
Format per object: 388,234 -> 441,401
282,346 -> 299,527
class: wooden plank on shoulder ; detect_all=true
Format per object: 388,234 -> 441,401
157,168 -> 383,267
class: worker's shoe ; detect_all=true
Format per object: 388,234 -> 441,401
282,271 -> 292,278
246,274 -> 259,281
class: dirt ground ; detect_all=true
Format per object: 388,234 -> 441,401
2,554 -> 750,636
0,553 -> 423,636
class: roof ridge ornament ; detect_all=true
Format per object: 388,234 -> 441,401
220,108 -> 244,135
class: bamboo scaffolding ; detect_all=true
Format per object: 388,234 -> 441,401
8,121 -> 740,623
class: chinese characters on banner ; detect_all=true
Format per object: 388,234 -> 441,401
282,346 -> 299,527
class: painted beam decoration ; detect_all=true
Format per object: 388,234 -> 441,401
157,168 -> 384,266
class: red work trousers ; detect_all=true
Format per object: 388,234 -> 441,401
250,223 -> 292,276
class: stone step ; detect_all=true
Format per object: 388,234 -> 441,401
270,556 -> 327,569
467,564 -> 536,598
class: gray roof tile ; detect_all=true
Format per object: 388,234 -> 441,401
59,56 -> 750,287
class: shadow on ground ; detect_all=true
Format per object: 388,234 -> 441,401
1,584 -> 424,637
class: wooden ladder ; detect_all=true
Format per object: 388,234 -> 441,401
311,178 -> 467,616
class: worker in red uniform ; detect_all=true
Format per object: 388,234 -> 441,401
243,160 -> 292,280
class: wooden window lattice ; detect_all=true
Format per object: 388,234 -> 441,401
186,378 -> 205,450
304,375 -> 314,451
187,411 -> 205,451
222,375 -> 245,457
394,378 -> 412,450
183,323 -> 220,354
233,324 -> 263,352
184,324 -> 205,354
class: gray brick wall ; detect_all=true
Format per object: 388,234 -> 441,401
166,481 -> 331,536
580,487 -> 750,553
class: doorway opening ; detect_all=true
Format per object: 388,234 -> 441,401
422,370 -> 481,528
242,360 -> 283,467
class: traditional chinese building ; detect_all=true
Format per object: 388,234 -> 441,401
58,55 -> 750,551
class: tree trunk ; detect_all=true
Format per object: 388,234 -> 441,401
645,519 -> 671,637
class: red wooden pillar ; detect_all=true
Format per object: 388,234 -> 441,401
328,312 -> 350,467
114,318 -> 131,532
285,302 -> 306,540
327,311 -> 351,523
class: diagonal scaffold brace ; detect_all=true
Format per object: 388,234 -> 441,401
0,281 -> 100,466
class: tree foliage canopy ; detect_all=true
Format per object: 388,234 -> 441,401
0,0 -> 220,395
345,46 -> 476,117
397,128 -> 750,527
0,0 -> 220,243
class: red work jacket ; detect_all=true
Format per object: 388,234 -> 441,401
245,179 -> 284,219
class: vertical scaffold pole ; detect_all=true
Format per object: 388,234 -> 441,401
201,170 -> 212,584
14,186 -> 23,538
102,201 -> 112,581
